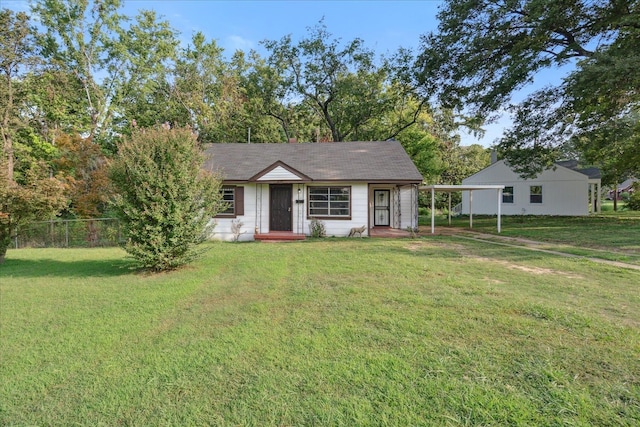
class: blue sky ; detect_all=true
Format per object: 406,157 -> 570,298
2,0 -> 540,147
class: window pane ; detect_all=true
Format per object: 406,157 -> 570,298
220,188 -> 235,214
530,186 -> 542,203
310,208 -> 329,216
330,208 -> 350,216
308,187 -> 350,217
309,201 -> 328,209
332,201 -> 349,209
503,186 -> 514,203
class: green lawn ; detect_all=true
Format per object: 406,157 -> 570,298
422,211 -> 640,265
1,238 -> 639,425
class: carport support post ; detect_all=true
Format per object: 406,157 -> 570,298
431,187 -> 435,234
448,192 -> 452,225
469,190 -> 473,229
497,188 -> 502,233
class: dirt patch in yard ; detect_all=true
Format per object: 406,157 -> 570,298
469,256 -> 584,279
404,240 -> 466,252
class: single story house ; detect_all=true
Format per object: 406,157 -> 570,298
203,141 -> 423,241
461,159 -> 601,216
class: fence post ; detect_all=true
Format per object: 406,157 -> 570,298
65,220 -> 69,248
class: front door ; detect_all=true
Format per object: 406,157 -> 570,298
374,190 -> 390,226
270,185 -> 293,231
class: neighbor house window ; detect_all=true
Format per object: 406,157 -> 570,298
216,186 -> 244,217
529,185 -> 542,203
503,186 -> 514,203
308,186 -> 351,218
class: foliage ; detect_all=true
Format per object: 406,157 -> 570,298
109,126 -> 224,271
627,183 -> 640,211
308,218 -> 326,238
419,0 -> 639,177
0,9 -> 42,182
0,161 -> 67,263
15,218 -> 121,249
2,2 -> 502,206
1,239 -> 639,424
33,0 -> 179,151
261,21 -> 427,142
53,133 -> 112,217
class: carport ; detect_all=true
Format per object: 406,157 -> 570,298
420,185 -> 505,234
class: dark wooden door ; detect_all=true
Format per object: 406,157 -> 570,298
270,185 -> 292,231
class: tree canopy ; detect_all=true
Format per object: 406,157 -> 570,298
261,22 -> 428,143
418,0 -> 639,179
1,0 -> 503,230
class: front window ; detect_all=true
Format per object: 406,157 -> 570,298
220,187 -> 235,214
503,186 -> 514,203
308,186 -> 351,217
530,185 -> 542,203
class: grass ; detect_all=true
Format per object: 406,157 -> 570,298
1,238 -> 639,426
421,211 -> 640,265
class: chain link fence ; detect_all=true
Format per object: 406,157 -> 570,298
14,218 -> 122,249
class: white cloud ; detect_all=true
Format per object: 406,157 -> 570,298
226,35 -> 254,52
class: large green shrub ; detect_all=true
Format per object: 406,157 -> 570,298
109,126 -> 224,271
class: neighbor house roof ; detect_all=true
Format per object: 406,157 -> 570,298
618,178 -> 637,190
556,160 -> 601,179
203,141 -> 423,183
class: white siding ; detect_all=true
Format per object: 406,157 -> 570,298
257,166 -> 302,181
210,182 -> 371,240
209,184 -> 257,241
368,184 -> 418,231
399,185 -> 418,229
461,160 -> 590,216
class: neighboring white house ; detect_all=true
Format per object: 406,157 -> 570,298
461,159 -> 601,216
203,141 -> 423,241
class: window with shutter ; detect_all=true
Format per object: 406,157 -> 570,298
216,186 -> 244,217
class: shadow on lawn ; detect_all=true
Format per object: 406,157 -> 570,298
0,258 -> 135,278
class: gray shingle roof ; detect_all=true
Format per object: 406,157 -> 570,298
203,141 -> 423,183
556,160 -> 601,179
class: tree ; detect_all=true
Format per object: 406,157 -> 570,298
0,9 -> 41,182
418,0 -> 639,176
33,0 -> 178,150
244,50 -> 318,142
53,133 -> 111,217
0,161 -> 67,263
262,22 -> 426,142
0,10 -> 68,264
109,126 -> 225,271
170,33 -> 251,143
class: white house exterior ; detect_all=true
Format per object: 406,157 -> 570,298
461,160 -> 601,216
203,141 -> 423,241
